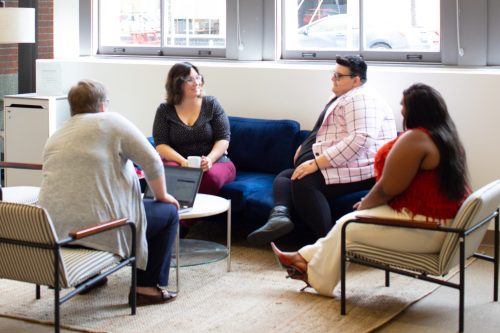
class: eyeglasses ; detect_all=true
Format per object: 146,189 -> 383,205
331,71 -> 354,80
183,74 -> 203,84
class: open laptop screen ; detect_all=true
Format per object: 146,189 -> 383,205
144,165 -> 203,208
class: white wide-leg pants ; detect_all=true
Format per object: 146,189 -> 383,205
298,205 -> 449,297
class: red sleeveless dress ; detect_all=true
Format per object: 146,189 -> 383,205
374,128 -> 468,220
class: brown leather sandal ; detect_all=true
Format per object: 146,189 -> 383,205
130,286 -> 177,306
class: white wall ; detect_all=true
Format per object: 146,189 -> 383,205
36,58 -> 500,193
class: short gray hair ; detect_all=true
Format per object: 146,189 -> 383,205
68,79 -> 108,116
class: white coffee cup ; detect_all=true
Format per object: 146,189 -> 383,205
187,156 -> 201,168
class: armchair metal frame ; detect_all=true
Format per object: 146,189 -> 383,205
340,209 -> 499,332
0,206 -> 137,333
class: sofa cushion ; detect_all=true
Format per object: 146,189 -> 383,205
227,117 -> 300,174
218,171 -> 275,213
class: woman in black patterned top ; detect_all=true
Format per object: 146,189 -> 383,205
152,62 -> 236,195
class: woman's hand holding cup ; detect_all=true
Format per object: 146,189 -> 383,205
200,155 -> 212,172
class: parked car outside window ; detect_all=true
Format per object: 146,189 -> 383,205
295,14 -> 435,51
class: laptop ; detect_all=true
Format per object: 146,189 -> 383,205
144,165 -> 203,213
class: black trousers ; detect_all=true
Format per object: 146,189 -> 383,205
139,199 -> 179,287
272,169 -> 375,238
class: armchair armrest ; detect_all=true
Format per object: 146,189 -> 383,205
0,161 -> 43,201
68,218 -> 129,239
0,161 -> 43,170
58,218 -> 136,263
352,214 -> 441,230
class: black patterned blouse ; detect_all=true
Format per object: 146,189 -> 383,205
152,96 -> 231,161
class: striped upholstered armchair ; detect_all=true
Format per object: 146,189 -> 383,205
0,202 -> 137,333
339,180 -> 500,333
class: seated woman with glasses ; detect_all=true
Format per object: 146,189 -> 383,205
152,62 -> 236,196
247,55 -> 397,246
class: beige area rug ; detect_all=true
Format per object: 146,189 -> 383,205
0,244 -> 467,333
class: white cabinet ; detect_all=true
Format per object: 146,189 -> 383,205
3,93 -> 70,186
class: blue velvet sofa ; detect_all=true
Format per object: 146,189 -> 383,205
218,116 -> 368,230
218,116 -> 308,228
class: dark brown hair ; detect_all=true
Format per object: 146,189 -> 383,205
165,62 -> 204,105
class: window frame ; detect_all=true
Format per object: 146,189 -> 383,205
96,0 -> 227,58
82,0 -> 497,66
280,0 -> 442,63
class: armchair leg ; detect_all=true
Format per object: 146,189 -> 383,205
459,238 -> 465,333
385,270 -> 390,287
341,258 -> 346,315
340,225 -> 347,315
55,296 -> 60,333
54,247 -> 61,333
36,284 -> 40,299
494,211 -> 499,302
131,260 -> 137,315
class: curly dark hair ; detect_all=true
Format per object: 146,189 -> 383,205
165,62 -> 204,105
402,83 -> 469,200
335,55 -> 367,83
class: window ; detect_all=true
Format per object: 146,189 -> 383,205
98,0 -> 226,57
89,0 -> 496,65
282,0 -> 441,62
